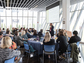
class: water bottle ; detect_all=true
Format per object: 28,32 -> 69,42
37,36 -> 39,41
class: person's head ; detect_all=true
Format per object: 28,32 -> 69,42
50,23 -> 52,26
15,31 -> 19,36
33,28 -> 35,30
73,31 -> 78,36
19,29 -> 21,32
44,32 -> 51,42
59,29 -> 61,32
21,27 -> 23,30
6,28 -> 9,32
1,36 -> 12,49
0,31 -> 3,39
29,28 -> 32,31
6,30 -> 10,34
23,27 -> 25,30
40,29 -> 43,33
33,30 -> 37,35
3,28 -> 5,30
21,31 -> 26,36
59,30 -> 64,36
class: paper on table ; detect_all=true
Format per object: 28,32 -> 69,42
40,42 -> 43,45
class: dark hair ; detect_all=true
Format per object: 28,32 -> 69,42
25,30 -> 27,33
6,30 -> 10,34
33,30 -> 37,35
3,28 -> 5,30
73,31 -> 78,36
60,30 -> 64,36
0,31 -> 3,35
59,29 -> 61,32
40,29 -> 43,33
15,31 -> 18,36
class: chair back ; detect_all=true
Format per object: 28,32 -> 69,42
24,44 -> 29,50
4,57 -> 15,63
44,45 -> 55,52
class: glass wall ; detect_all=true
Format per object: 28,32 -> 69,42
39,11 -> 46,31
0,8 -> 37,30
70,0 -> 84,42
42,0 -> 84,42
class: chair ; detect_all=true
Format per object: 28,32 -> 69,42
43,45 -> 57,63
65,42 -> 80,63
24,43 -> 38,63
4,57 -> 15,63
65,44 -> 71,63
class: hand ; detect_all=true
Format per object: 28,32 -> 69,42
28,38 -> 30,40
22,38 -> 24,40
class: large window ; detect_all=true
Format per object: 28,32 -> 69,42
42,0 -> 84,42
39,11 -> 46,31
0,8 -> 37,30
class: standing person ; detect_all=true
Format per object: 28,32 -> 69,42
50,23 -> 54,37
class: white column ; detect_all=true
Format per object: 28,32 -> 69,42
62,0 -> 70,31
37,11 -> 40,31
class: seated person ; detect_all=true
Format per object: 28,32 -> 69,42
5,30 -> 14,37
0,36 -> 21,63
63,29 -> 69,41
0,31 -> 3,46
2,28 -> 6,34
43,32 -> 55,58
21,31 -> 28,43
18,29 -> 21,36
21,31 -> 28,39
32,28 -> 35,32
28,28 -> 32,33
57,29 -> 61,37
12,28 -> 16,35
33,30 -> 38,37
38,29 -> 44,38
25,30 -> 33,38
56,30 -> 68,55
68,30 -> 81,44
13,31 -> 28,47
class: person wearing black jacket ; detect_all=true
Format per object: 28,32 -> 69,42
43,32 -> 55,58
56,30 -> 68,55
38,29 -> 43,38
50,23 -> 54,37
68,31 -> 81,44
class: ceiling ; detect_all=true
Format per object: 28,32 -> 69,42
0,0 -> 83,11
0,0 -> 58,11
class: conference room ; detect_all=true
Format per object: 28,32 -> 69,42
0,0 -> 84,63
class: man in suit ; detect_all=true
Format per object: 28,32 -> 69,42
50,23 -> 54,37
